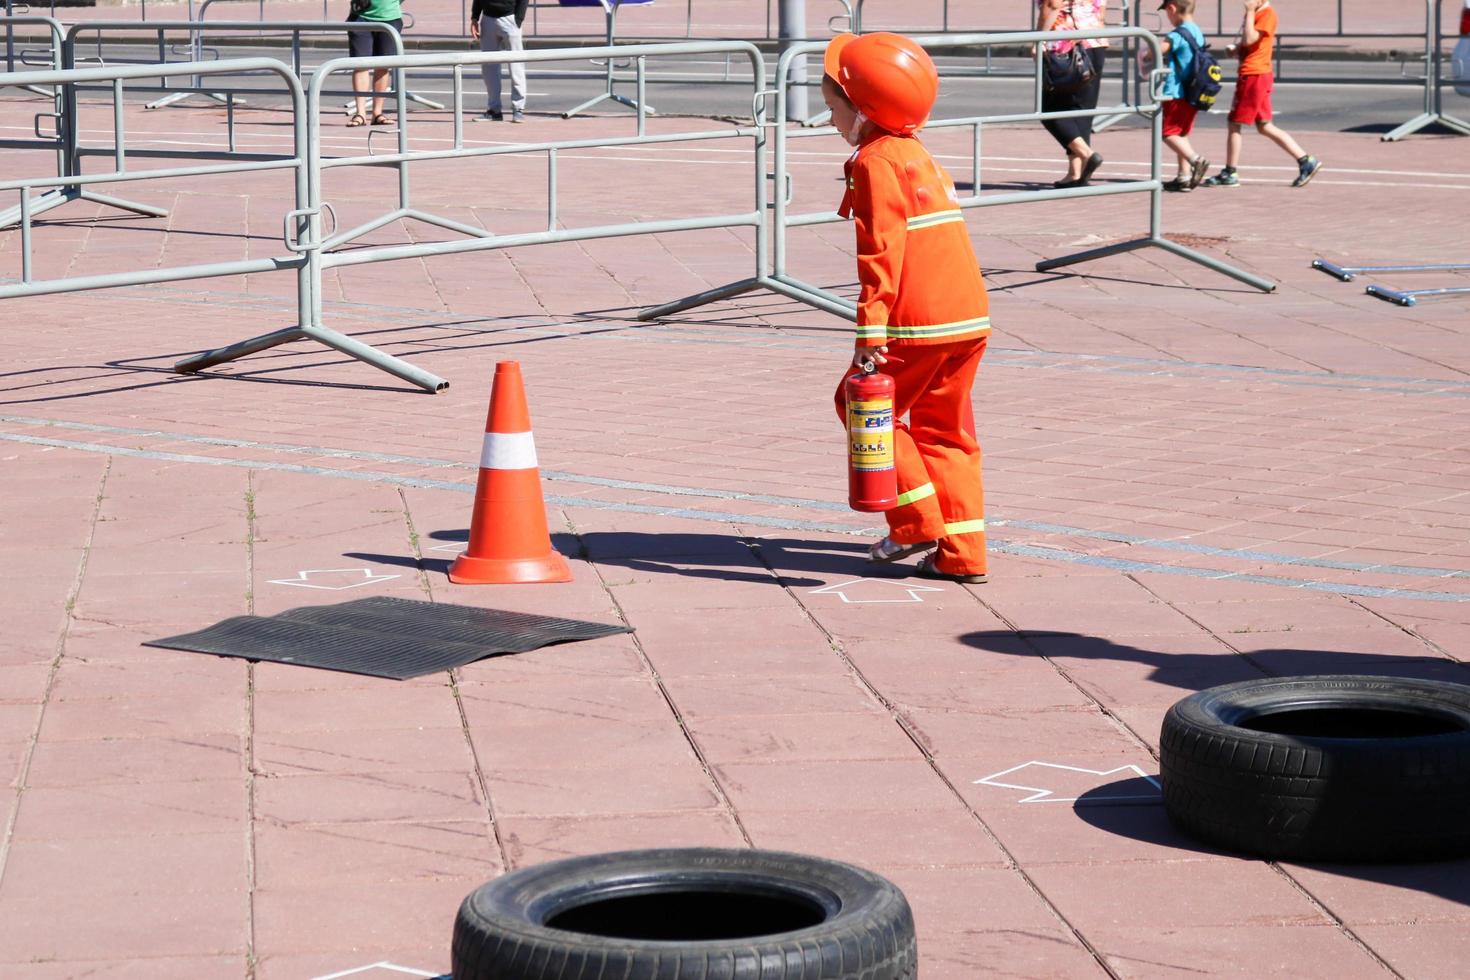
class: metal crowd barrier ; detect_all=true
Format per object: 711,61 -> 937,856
641,25 -> 1274,328
846,0 -> 1466,141
174,40 -> 770,392
1114,0 -> 1467,140
1383,0 -> 1470,140
844,0 -> 1034,35
0,57 -> 309,315
2,3 -> 59,96
65,20 -> 440,120
0,17 -> 171,230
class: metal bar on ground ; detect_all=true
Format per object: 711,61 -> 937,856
1366,285 -> 1470,307
1313,259 -> 1470,282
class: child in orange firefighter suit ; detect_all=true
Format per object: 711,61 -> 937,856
824,32 -> 991,584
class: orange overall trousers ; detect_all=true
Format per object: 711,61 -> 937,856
835,337 -> 988,576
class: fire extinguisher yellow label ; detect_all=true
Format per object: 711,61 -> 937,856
848,398 -> 894,472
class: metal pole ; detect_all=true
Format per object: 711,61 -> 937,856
5,0 -> 14,75
779,0 -> 807,121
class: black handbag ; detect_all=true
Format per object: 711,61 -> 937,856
1041,4 -> 1097,94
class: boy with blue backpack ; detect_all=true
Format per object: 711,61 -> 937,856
1139,0 -> 1217,191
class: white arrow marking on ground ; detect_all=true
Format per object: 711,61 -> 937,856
310,963 -> 441,980
268,568 -> 401,590
973,761 -> 1162,804
429,542 -> 465,553
809,578 -> 943,604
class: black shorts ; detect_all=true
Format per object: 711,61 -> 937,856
346,16 -> 401,59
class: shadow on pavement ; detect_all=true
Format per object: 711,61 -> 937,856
959,631 -> 1470,689
1074,779 -> 1470,907
358,530 -> 886,588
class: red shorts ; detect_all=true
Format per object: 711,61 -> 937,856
1161,98 -> 1198,137
1230,72 -> 1274,124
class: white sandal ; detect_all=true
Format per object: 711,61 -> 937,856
867,537 -> 937,564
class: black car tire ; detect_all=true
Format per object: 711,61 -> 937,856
1161,674 -> 1470,861
451,847 -> 916,979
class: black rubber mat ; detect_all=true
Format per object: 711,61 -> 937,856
146,596 -> 632,680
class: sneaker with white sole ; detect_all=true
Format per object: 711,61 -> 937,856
1292,156 -> 1322,187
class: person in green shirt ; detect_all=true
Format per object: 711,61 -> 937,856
346,0 -> 403,126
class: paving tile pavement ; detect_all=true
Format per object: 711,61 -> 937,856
2,92 -> 1470,977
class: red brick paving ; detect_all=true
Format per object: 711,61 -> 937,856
3,52 -> 1470,980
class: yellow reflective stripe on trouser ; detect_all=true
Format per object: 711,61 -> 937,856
895,482 -> 936,507
944,519 -> 987,536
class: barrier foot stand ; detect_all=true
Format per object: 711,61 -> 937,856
323,208 -> 491,253
1092,110 -> 1133,132
562,90 -> 654,119
1312,259 -> 1356,282
1366,285 -> 1418,307
405,89 -> 445,110
1382,111 -> 1470,141
0,188 -> 71,230
22,83 -> 51,98
175,323 -> 449,393
302,323 -> 448,392
0,187 -> 168,230
1150,236 -> 1277,293
763,275 -> 860,319
175,326 -> 309,374
79,189 -> 169,220
1036,235 -> 1151,274
770,273 -> 857,315
636,276 -> 762,320
146,90 -> 235,110
1368,285 -> 1470,308
1036,235 -> 1276,294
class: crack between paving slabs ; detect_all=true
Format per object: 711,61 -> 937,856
402,489 -> 513,876
245,471 -> 261,979
1350,598 -> 1467,664
0,458 -> 111,889
744,534 -> 1126,980
563,510 -> 756,849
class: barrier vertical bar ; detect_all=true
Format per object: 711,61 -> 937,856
1383,0 -> 1470,140
19,188 -> 32,282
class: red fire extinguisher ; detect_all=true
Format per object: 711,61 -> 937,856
846,359 -> 897,512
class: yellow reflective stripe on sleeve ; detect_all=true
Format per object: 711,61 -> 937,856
855,325 -> 887,340
944,518 -> 987,536
906,209 -> 965,231
894,482 -> 936,507
885,316 -> 991,340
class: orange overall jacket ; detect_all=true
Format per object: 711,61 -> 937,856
838,132 -> 990,346
835,131 -> 992,576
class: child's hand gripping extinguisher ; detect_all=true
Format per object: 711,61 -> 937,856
845,359 -> 898,512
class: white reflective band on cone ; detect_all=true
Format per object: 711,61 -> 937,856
480,430 -> 539,470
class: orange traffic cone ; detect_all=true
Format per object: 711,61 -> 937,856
448,361 -> 572,585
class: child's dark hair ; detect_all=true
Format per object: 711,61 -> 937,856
1166,0 -> 1195,13
822,74 -> 854,108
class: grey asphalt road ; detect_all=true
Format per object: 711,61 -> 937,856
8,37 -> 1466,136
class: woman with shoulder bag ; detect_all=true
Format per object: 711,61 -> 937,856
1037,0 -> 1108,187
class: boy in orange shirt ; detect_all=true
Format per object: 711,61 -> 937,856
822,32 -> 992,584
1202,0 -> 1322,187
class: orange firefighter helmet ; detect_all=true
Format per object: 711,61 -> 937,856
823,32 -> 939,136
